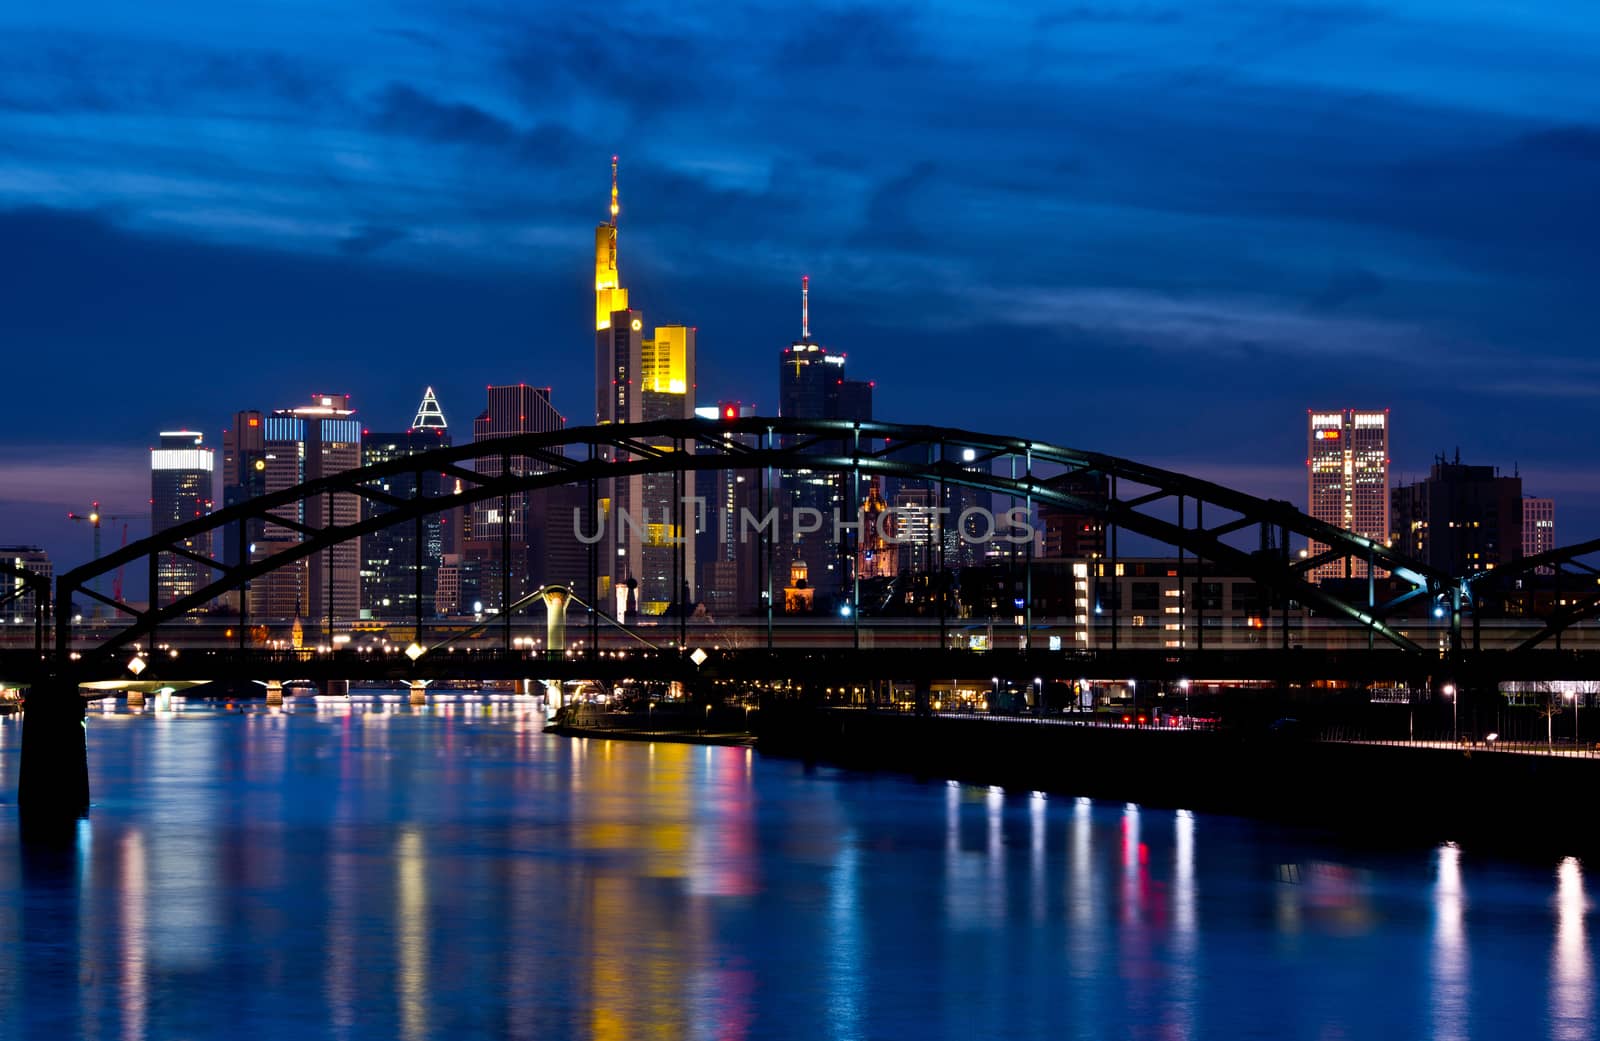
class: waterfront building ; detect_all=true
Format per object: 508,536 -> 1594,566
1306,409 -> 1389,582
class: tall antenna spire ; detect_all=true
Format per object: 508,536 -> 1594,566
610,154 -> 619,228
802,274 -> 810,340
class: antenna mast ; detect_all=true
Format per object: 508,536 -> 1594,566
802,274 -> 810,340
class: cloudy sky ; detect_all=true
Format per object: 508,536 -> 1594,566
1,0 -> 1597,573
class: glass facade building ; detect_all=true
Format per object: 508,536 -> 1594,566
150,430 -> 215,608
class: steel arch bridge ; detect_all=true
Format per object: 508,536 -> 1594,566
51,416 -> 1470,663
1464,537 -> 1600,652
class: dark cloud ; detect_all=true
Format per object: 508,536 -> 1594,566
338,223 -> 409,256
495,16 -> 710,124
371,83 -> 518,147
1513,125 -> 1600,161
1307,268 -> 1384,312
776,6 -> 928,69
856,161 -> 939,249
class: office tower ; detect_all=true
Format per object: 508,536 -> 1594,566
466,384 -> 566,613
248,394 -> 362,629
1306,409 -> 1389,582
1040,470 -> 1108,560
360,388 -> 451,620
696,401 -> 761,617
1,546 -> 50,625
593,160 -> 696,616
150,430 -> 215,607
1390,453 -> 1523,575
220,410 -> 266,569
893,486 -> 939,576
777,276 -> 873,600
1524,497 -> 1556,571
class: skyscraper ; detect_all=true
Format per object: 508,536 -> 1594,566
695,401 -> 761,617
249,394 -> 362,628
777,276 -> 873,602
1524,496 -> 1556,565
220,411 -> 266,567
593,159 -> 696,616
1390,453 -> 1523,575
360,388 -> 451,621
466,384 -> 565,613
1306,409 -> 1389,582
1390,454 -> 1522,575
150,430 -> 215,607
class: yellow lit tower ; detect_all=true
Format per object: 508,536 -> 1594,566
594,155 -> 628,330
591,157 -> 697,617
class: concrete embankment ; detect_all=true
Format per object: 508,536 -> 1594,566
755,707 -> 1599,859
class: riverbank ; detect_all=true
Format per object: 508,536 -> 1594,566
544,723 -> 755,747
750,706 -> 1598,859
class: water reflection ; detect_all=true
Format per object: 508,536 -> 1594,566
1431,843 -> 1468,1041
0,706 -> 1594,1039
1551,857 -> 1591,1041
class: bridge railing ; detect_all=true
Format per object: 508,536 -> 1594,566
20,615 -> 1600,656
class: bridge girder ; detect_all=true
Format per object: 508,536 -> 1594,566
55,417 -> 1465,662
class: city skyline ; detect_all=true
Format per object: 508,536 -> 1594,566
2,1 -> 1596,573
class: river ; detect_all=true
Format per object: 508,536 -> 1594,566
0,697 -> 1591,1039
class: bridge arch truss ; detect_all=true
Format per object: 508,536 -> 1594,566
56,417 -> 1467,662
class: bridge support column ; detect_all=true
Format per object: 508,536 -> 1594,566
544,586 -> 570,658
409,679 -> 428,707
126,688 -> 145,710
18,679 -> 90,825
265,680 -> 283,707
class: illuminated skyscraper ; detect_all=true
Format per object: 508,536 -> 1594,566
361,388 -> 452,620
594,154 -> 629,331
249,394 -> 362,627
695,401 -> 760,617
777,276 -> 873,601
150,430 -> 215,607
1306,409 -> 1389,582
1524,496 -> 1556,563
593,159 -> 696,616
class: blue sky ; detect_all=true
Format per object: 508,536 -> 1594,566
1,0 -> 1597,572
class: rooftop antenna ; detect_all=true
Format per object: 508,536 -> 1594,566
610,154 -> 619,228
802,274 -> 810,341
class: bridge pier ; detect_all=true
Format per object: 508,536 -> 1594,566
126,688 -> 145,710
18,679 -> 91,826
543,585 -> 570,658
264,679 -> 283,707
409,679 -> 429,707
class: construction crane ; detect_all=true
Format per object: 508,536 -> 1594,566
66,502 -> 144,621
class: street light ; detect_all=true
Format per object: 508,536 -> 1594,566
1443,683 -> 1457,743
